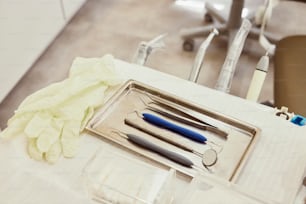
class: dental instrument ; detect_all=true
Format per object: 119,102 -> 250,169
142,113 -> 207,143
144,105 -> 228,139
124,118 -> 218,167
189,29 -> 219,83
141,113 -> 222,154
139,94 -> 251,136
215,18 -> 252,93
139,94 -> 216,128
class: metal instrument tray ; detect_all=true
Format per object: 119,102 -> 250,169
86,80 -> 260,182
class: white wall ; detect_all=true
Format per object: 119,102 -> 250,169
0,0 -> 86,103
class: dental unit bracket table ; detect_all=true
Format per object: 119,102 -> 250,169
0,59 -> 305,204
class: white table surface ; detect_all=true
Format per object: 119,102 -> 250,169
0,59 -> 305,204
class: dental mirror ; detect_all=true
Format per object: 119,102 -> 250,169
201,148 -> 218,167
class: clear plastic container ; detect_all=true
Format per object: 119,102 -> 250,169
82,146 -> 176,204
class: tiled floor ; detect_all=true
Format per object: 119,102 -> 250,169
1,0 -> 306,128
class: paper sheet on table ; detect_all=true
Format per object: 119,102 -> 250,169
0,132 -> 100,204
0,171 -> 91,204
235,117 -> 306,203
176,172 -> 275,204
186,188 -> 268,204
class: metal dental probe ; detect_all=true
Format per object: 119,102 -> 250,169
148,100 -> 215,127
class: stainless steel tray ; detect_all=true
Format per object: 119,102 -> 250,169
86,80 -> 260,182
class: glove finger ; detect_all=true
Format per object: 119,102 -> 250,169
61,121 -> 80,158
80,107 -> 94,131
24,112 -> 51,138
27,138 -> 44,161
0,113 -> 34,139
61,137 -> 79,158
45,141 -> 62,164
36,119 -> 63,153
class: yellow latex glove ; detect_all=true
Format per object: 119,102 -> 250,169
0,55 -> 122,163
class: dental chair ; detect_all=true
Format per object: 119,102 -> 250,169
180,0 -> 278,51
274,35 -> 306,116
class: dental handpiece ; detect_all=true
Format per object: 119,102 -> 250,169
133,34 -> 166,65
215,18 -> 252,93
189,29 -> 219,82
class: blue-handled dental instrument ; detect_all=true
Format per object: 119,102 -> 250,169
142,113 -> 207,143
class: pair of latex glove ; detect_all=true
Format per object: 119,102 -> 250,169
0,55 -> 122,163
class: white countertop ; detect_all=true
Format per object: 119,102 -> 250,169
0,59 -> 305,204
